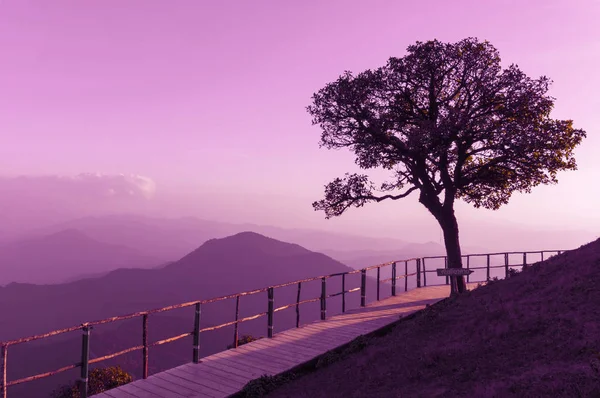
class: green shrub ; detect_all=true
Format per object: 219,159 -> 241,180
51,366 -> 133,397
227,335 -> 262,349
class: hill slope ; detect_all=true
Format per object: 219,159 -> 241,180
267,238 -> 600,398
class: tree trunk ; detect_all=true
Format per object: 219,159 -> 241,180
438,207 -> 466,293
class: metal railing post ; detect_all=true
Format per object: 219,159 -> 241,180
233,295 -> 240,348
342,274 -> 346,313
422,258 -> 427,287
376,267 -> 380,301
486,254 -> 491,281
444,257 -> 449,285
320,277 -> 327,320
504,253 -> 509,278
79,326 -> 91,398
523,252 -> 527,269
1,344 -> 7,398
541,251 -> 544,262
142,314 -> 149,379
416,259 -> 421,288
404,261 -> 408,291
296,283 -> 301,328
193,302 -> 201,363
267,288 -> 274,338
360,269 -> 366,307
391,262 -> 397,296
466,256 -> 471,283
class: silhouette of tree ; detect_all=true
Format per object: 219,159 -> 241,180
308,38 -> 586,293
51,366 -> 133,397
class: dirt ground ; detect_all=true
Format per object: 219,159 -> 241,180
263,239 -> 600,398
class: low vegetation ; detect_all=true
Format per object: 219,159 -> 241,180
246,239 -> 600,397
227,335 -> 262,350
51,366 -> 133,398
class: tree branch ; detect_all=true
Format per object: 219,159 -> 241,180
313,174 -> 419,219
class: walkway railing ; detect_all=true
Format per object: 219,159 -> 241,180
0,249 -> 566,398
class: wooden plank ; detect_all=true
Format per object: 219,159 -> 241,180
101,388 -> 138,398
201,351 -> 281,376
152,371 -> 220,398
272,330 -> 344,351
166,366 -> 238,395
176,364 -> 247,389
270,334 -> 343,354
280,324 -> 358,340
180,363 -> 251,386
291,329 -> 358,346
229,344 -> 301,368
200,355 -> 272,380
211,350 -> 290,374
304,320 -> 375,332
247,338 -> 321,361
282,326 -> 357,344
193,358 -> 262,381
268,334 -> 335,354
326,313 -> 398,322
130,378 -> 188,398
320,317 -> 394,331
307,320 -> 381,334
143,375 -> 198,397
269,333 -> 340,352
206,350 -> 288,374
113,383 -> 163,398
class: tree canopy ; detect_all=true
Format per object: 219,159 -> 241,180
310,37 -> 585,222
308,37 -> 586,293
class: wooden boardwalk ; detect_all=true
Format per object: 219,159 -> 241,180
93,284 -> 478,398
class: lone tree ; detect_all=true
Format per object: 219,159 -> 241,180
309,38 -> 586,293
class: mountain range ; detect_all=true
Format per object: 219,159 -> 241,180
1,214 -> 459,286
1,232 -> 380,397
14,214 -> 415,262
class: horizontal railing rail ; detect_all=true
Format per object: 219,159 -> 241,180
0,249 -> 567,398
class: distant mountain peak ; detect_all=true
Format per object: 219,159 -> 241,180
169,231 -> 315,270
200,231 -> 309,254
227,231 -> 273,240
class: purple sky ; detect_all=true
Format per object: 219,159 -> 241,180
1,0 -> 598,240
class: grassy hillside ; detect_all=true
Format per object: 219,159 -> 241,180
261,238 -> 600,398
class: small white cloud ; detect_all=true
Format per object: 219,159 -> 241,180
0,173 -> 158,200
0,173 -> 159,234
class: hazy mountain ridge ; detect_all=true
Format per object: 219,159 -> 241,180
13,214 -> 412,261
0,229 -> 160,286
1,215 -> 421,286
3,214 -> 592,287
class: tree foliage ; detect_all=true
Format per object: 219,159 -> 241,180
51,366 -> 133,398
308,38 -> 586,293
309,38 -> 586,223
